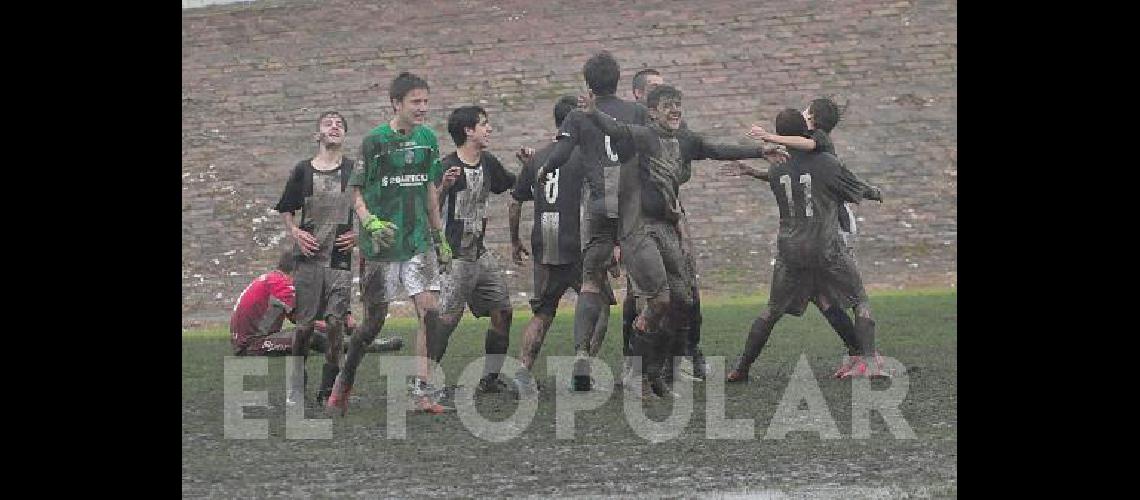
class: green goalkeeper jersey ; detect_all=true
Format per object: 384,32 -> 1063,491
350,123 -> 444,261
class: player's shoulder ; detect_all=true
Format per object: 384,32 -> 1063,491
413,124 -> 439,142
481,151 -> 504,167
288,159 -> 311,177
365,123 -> 391,138
440,151 -> 462,167
808,151 -> 842,175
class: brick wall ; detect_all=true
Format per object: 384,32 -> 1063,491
182,0 -> 956,322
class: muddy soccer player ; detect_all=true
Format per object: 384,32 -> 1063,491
532,50 -> 649,393
429,105 -> 519,394
326,72 -> 452,416
508,96 -> 617,397
565,84 -> 785,396
272,111 -> 357,407
725,108 -> 887,383
735,95 -> 884,378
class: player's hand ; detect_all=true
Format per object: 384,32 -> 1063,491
747,124 -> 773,142
762,146 -> 789,165
441,166 -> 462,190
512,240 -> 530,266
719,161 -> 751,178
432,228 -> 452,266
334,230 -> 356,252
363,215 -> 398,249
867,186 -> 884,203
291,226 -> 319,256
515,147 -> 535,164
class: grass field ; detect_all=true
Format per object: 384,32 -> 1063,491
182,289 -> 956,498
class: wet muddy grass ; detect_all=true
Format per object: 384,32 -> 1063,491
183,290 -> 956,498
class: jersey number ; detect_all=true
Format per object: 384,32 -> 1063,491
779,174 -> 813,217
604,135 -> 619,162
544,168 -> 560,203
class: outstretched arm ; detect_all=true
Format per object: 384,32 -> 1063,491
719,160 -> 770,181
537,117 -> 580,181
830,161 -> 883,203
748,124 -> 817,151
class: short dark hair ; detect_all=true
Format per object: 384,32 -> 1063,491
582,51 -> 620,96
389,71 -> 430,107
775,108 -> 809,137
809,96 -> 845,133
447,105 -> 487,146
277,249 -> 297,274
646,85 -> 682,109
632,68 -> 661,93
317,111 -> 347,135
553,95 -> 578,127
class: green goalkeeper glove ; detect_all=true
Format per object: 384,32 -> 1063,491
363,214 -> 398,249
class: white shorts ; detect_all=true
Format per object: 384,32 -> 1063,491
361,253 -> 441,305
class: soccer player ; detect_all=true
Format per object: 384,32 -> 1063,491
326,72 -> 452,415
508,96 -> 617,397
273,111 -> 357,406
431,105 -> 519,394
570,84 -> 784,396
744,96 -> 883,376
230,250 -> 300,357
534,51 -> 650,392
726,109 -> 886,383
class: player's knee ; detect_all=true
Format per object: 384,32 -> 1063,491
758,307 -> 774,322
581,274 -> 604,294
492,308 -> 513,329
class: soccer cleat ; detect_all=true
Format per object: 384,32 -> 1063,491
650,375 -> 677,399
865,351 -> 893,379
691,350 -> 708,381
571,375 -> 593,392
410,378 -> 454,411
367,336 -> 404,353
416,396 -> 446,415
512,369 -> 539,400
832,355 -> 861,379
324,380 -> 352,417
476,374 -> 512,394
840,356 -> 868,379
726,368 -> 750,383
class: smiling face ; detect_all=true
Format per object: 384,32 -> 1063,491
467,113 -> 493,149
316,113 -> 346,146
651,96 -> 683,130
393,87 -> 430,127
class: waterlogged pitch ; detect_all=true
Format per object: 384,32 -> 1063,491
183,290 -> 956,498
